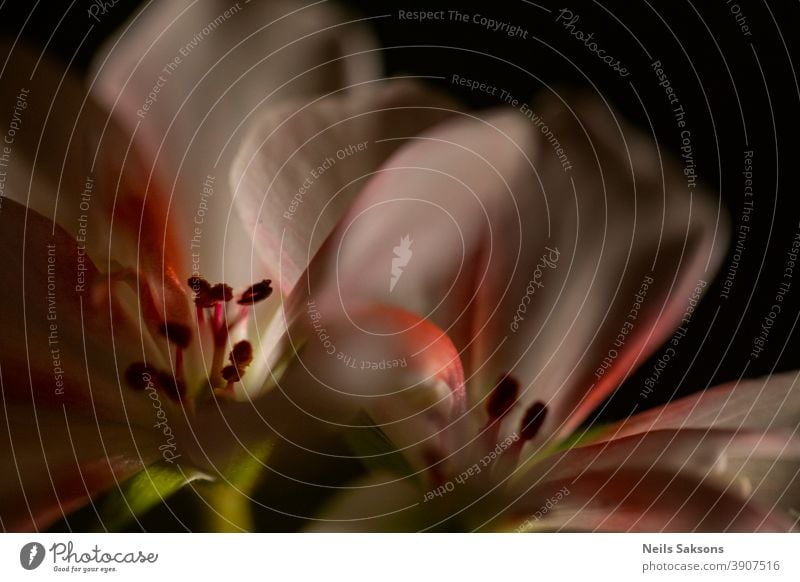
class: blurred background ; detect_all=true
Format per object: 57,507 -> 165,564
3,0 -> 799,530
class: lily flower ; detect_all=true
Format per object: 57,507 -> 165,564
243,90 -> 799,532
0,0 -> 457,531
3,0 -> 796,534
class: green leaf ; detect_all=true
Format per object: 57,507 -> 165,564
96,462 -> 207,532
200,440 -> 274,532
344,412 -> 416,480
552,422 -> 610,452
510,422 -> 611,486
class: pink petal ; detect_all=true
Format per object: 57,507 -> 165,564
502,466 -> 791,532
592,370 -> 800,440
504,428 -> 798,532
230,79 -> 459,295
0,197 -> 168,423
0,39 -> 193,340
299,91 -> 726,446
0,405 -> 161,531
90,0 -> 380,287
0,39 -> 96,231
297,106 -> 537,377
201,304 -> 466,472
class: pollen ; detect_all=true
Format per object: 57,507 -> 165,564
124,362 -> 185,402
221,340 -> 254,385
124,362 -> 159,391
127,276 -> 275,404
188,276 -> 233,308
237,279 -> 273,305
158,321 -> 192,348
486,373 -> 519,420
519,402 -> 548,442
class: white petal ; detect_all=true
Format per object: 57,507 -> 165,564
230,79 -> 459,295
297,90 -> 727,446
593,370 -> 800,439
90,0 -> 381,286
0,405 -> 161,531
505,428 -> 798,532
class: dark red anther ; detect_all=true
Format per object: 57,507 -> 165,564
158,321 -> 192,348
229,340 -> 253,368
124,362 -> 159,390
221,341 -> 254,384
221,365 -> 242,382
158,372 -> 186,402
188,276 -> 233,308
422,448 -> 447,488
209,283 -> 233,304
486,373 -> 520,420
519,402 -> 548,442
188,276 -> 210,293
238,279 -> 273,305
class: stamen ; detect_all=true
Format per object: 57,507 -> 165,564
422,448 -> 447,489
188,276 -> 233,308
124,363 -> 186,403
519,402 -> 548,442
490,402 -> 550,478
175,346 -> 185,386
213,303 -> 225,336
124,362 -> 159,390
238,279 -> 273,305
230,340 -> 254,369
158,372 -> 187,402
219,340 -> 254,389
188,276 -> 210,294
153,275 -> 273,402
221,365 -> 243,382
158,321 -> 192,349
479,373 -> 520,453
486,373 -> 519,420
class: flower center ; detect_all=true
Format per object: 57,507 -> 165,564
483,373 -> 548,445
125,276 -> 273,405
424,373 -> 549,489
478,373 -> 548,470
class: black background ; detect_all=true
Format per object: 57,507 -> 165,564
3,0 -> 800,529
